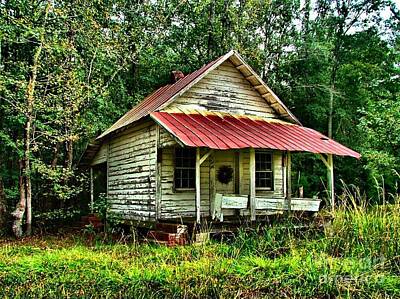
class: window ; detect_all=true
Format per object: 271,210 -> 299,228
174,148 -> 196,189
256,151 -> 273,190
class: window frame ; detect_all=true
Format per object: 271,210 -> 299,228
173,147 -> 196,191
255,150 -> 274,191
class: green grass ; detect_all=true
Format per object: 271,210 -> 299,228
0,197 -> 399,298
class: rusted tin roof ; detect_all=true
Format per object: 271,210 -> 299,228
150,111 -> 360,158
97,50 -> 300,140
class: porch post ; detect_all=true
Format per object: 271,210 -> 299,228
209,151 -> 216,219
319,154 -> 335,213
90,167 -> 94,214
282,152 -> 287,198
196,148 -> 201,224
286,151 -> 292,212
327,154 -> 335,213
249,148 -> 256,221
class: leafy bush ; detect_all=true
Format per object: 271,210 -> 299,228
34,207 -> 81,232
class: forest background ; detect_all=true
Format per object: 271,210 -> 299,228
0,0 -> 399,235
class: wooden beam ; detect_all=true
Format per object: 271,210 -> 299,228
155,125 -> 161,220
318,154 -> 331,169
209,151 -> 216,218
105,143 -> 110,230
249,148 -> 256,221
318,153 -> 335,212
282,152 -> 287,198
287,151 -> 292,213
245,74 -> 256,80
236,64 -> 246,71
270,102 -> 281,108
196,148 -> 201,224
90,167 -> 94,214
106,143 -> 110,199
200,149 -> 213,165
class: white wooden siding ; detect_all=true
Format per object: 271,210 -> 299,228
91,143 -> 108,166
107,120 -> 157,222
159,147 -> 210,219
166,61 -> 278,118
240,149 -> 284,198
159,127 -> 177,148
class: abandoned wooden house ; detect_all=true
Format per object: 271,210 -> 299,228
81,50 -> 360,229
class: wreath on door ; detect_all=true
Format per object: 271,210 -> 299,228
217,165 -> 234,184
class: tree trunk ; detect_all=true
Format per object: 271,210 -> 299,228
19,2 -> 50,236
65,139 -> 73,170
328,85 -> 334,138
24,60 -> 35,237
0,175 -> 7,230
25,150 -> 32,235
12,160 -> 26,238
51,142 -> 60,168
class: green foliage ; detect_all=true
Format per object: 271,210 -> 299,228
0,192 -> 399,298
92,193 -> 108,221
0,0 -> 399,231
34,207 -> 81,232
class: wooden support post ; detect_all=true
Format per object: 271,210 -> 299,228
318,153 -> 335,213
196,148 -> 201,224
105,143 -> 110,231
209,151 -> 216,219
90,167 -> 94,214
155,125 -> 161,220
249,148 -> 256,221
287,151 -> 292,213
199,149 -> 213,165
106,143 -> 110,199
327,154 -> 335,213
283,152 -> 287,198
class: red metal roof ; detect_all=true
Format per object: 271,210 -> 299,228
150,111 -> 360,158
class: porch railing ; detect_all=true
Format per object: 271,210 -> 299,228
213,193 -> 321,221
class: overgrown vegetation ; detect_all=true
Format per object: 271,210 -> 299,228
0,189 -> 399,298
0,0 -> 399,236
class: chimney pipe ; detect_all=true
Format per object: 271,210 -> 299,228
171,70 -> 185,83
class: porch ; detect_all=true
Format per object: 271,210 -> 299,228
152,111 -> 360,224
193,148 -> 324,223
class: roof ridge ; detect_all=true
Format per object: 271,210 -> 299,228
96,49 -> 299,140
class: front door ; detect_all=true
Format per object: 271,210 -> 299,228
215,150 -> 236,195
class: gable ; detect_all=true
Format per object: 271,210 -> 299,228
95,50 -> 300,141
163,61 -> 279,119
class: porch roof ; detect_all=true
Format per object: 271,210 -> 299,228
150,111 -> 360,158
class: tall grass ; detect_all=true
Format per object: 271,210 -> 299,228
324,182 -> 400,259
0,184 -> 399,298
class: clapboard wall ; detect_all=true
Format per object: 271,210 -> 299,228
91,142 -> 108,166
159,147 -> 210,219
239,149 -> 284,198
166,60 -> 278,118
157,135 -> 285,219
106,120 -> 157,222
